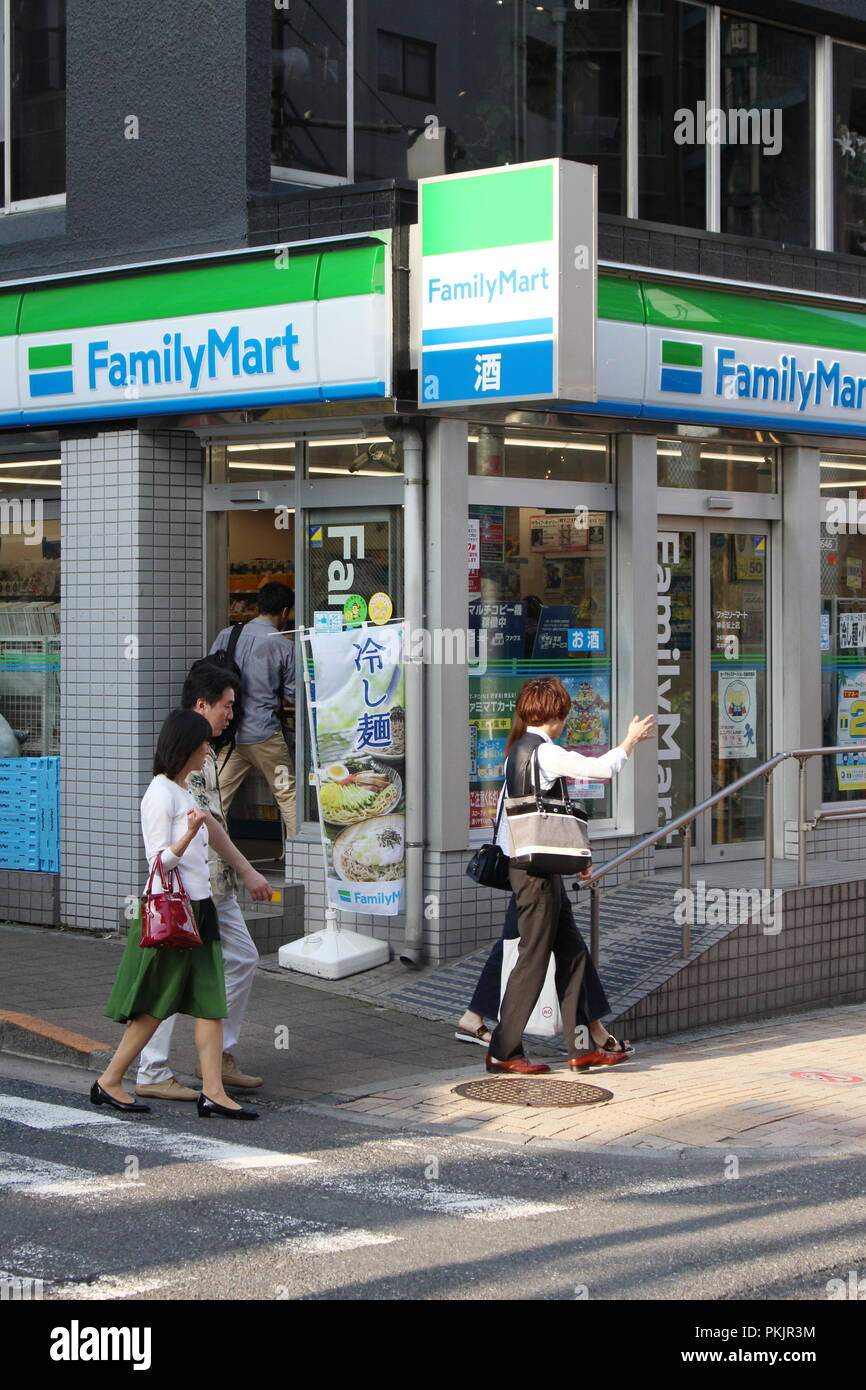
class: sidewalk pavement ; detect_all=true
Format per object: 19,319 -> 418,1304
1,923 -> 864,1155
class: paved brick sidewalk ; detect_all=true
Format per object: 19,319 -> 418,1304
331,1003 -> 866,1154
2,923 -> 865,1152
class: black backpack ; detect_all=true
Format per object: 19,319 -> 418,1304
188,622 -> 245,753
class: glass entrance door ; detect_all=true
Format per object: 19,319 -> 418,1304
657,519 -> 770,863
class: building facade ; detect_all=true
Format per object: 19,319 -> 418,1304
1,1 -> 866,963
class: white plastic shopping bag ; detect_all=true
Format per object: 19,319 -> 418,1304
499,938 -> 562,1038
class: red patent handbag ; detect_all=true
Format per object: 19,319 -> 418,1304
139,852 -> 203,950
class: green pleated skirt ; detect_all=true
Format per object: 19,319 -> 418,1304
104,900 -> 228,1024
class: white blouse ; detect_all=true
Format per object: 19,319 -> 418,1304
494,727 -> 629,854
140,774 -> 210,901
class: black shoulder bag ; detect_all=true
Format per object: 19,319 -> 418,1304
465,788 -> 512,891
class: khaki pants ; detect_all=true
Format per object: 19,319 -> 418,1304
218,730 -> 296,836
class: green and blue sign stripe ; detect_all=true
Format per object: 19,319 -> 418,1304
28,343 -> 74,397
660,339 -> 703,395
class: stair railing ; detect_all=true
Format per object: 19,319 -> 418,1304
576,745 -> 866,964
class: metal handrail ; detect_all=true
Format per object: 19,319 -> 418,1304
577,744 -> 866,963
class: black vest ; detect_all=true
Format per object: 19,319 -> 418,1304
506,731 -> 576,808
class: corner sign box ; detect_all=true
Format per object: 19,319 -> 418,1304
418,159 -> 596,410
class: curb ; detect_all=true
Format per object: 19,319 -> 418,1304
0,1010 -> 113,1073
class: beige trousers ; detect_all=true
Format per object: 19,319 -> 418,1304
218,730 -> 296,836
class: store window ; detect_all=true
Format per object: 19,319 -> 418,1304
820,452 -> 866,804
0,441 -> 61,760
638,0 -> 706,229
1,0 -> 66,207
468,504 -> 613,833
469,427 -> 609,483
657,439 -> 777,493
833,42 -> 866,259
720,16 -> 812,246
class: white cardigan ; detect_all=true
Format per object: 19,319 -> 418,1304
140,774 -> 210,900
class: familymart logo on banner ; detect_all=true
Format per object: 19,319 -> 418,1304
0,242 -> 390,426
303,623 -> 406,917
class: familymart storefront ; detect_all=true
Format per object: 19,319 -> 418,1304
0,164 -> 866,964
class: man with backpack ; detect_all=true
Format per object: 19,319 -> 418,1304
209,581 -> 297,838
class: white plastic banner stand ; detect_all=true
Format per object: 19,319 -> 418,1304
278,909 -> 390,980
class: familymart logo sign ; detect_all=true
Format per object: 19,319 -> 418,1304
660,339 -> 703,395
657,335 -> 866,420
29,343 -> 74,397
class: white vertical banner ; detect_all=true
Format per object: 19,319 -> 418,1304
302,622 -> 406,915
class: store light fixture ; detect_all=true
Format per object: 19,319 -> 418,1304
0,476 -> 61,486
228,462 -> 296,473
226,443 -> 296,453
307,466 -> 402,477
307,437 -> 392,448
468,435 -> 607,452
820,460 -> 866,472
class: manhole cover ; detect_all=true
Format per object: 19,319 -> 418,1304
452,1077 -> 613,1108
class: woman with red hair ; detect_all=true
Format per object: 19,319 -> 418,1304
469,676 -> 654,1075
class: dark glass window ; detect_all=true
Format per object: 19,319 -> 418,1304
720,15 -> 812,246
639,0 -> 706,228
272,1 -> 347,178
7,0 -> 66,203
834,42 -> 866,258
378,31 -> 435,102
352,1 -> 626,208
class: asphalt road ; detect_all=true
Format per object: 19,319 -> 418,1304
1,1056 -> 864,1312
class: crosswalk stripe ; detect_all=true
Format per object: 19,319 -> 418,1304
0,1150 -> 139,1197
0,1094 -> 316,1170
316,1172 -> 568,1222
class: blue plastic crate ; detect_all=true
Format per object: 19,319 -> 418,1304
0,757 -> 59,872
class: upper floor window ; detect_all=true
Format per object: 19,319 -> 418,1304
270,4 -> 862,257
378,31 -> 435,102
834,42 -> 866,259
1,0 -> 66,210
719,15 -> 812,246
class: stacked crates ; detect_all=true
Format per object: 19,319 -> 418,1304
0,757 -> 60,871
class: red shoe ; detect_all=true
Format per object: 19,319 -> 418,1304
568,1046 -> 628,1071
486,1054 -> 551,1075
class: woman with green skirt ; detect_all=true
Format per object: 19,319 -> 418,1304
93,709 -> 258,1120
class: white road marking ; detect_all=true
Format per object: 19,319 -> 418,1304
317,1173 -> 568,1222
45,1276 -> 169,1300
0,1093 -> 316,1170
0,1150 -> 137,1197
0,1096 -> 123,1130
288,1229 -> 398,1255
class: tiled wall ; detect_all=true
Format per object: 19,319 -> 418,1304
784,817 -> 866,863
0,870 -> 59,925
611,880 -> 866,1039
59,429 -> 204,932
285,829 -> 655,965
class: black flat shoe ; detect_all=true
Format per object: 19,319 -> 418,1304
90,1081 -> 150,1114
197,1093 -> 259,1121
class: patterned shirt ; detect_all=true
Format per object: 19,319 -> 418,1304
186,746 -> 236,898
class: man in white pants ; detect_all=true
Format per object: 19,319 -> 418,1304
136,664 -> 272,1099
